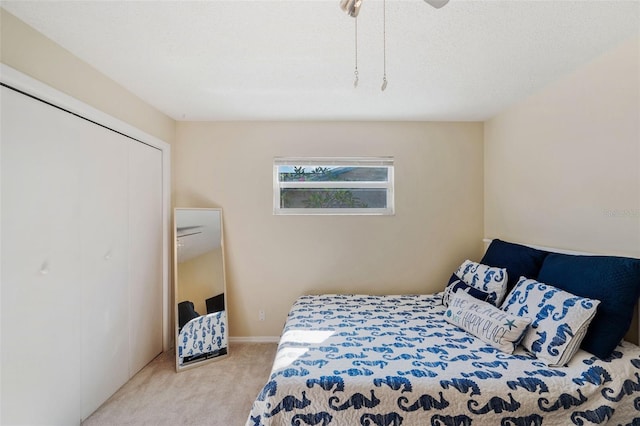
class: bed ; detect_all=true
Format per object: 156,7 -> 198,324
177,310 -> 227,366
247,240 -> 640,425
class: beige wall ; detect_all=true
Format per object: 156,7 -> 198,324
177,248 -> 225,316
174,121 -> 484,337
484,36 -> 640,258
0,9 -> 175,144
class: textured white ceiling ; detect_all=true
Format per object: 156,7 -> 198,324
2,0 -> 638,121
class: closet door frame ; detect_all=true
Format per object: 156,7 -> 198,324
0,63 -> 173,352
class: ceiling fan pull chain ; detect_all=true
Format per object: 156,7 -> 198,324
381,0 -> 387,91
354,17 -> 359,88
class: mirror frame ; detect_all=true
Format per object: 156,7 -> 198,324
173,207 -> 229,371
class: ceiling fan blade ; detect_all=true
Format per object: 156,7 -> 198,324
340,0 -> 363,18
340,0 -> 445,18
424,0 -> 449,8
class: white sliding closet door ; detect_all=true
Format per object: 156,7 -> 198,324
78,123 -> 130,419
1,67 -> 168,424
128,141 -> 163,375
1,86 -> 82,425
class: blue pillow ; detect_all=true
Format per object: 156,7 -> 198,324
537,253 -> 640,359
480,239 -> 549,292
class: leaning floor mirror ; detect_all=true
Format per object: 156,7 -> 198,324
174,208 -> 229,371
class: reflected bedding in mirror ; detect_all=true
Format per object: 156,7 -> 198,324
178,308 -> 227,365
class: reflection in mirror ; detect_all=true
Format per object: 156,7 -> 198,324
174,208 -> 228,371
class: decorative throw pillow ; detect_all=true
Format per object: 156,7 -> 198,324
501,277 -> 600,367
480,239 -> 549,292
444,290 -> 531,354
537,253 -> 640,359
442,279 -> 492,307
453,260 -> 509,306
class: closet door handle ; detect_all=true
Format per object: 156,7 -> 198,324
39,262 -> 50,275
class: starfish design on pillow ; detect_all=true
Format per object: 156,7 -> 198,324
504,319 -> 517,330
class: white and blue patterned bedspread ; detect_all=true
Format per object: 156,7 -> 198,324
178,310 -> 227,365
247,294 -> 640,425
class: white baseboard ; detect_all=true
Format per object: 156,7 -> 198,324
230,336 -> 280,343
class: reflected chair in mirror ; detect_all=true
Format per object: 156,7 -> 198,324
206,293 -> 225,314
178,301 -> 200,331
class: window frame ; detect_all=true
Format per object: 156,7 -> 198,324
273,157 -> 395,216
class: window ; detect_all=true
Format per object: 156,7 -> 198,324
273,157 -> 394,215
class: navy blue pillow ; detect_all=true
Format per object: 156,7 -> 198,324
537,253 -> 640,359
480,239 -> 549,292
443,278 -> 493,306
447,273 -> 460,285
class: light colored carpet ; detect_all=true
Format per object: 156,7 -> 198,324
82,342 -> 277,426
